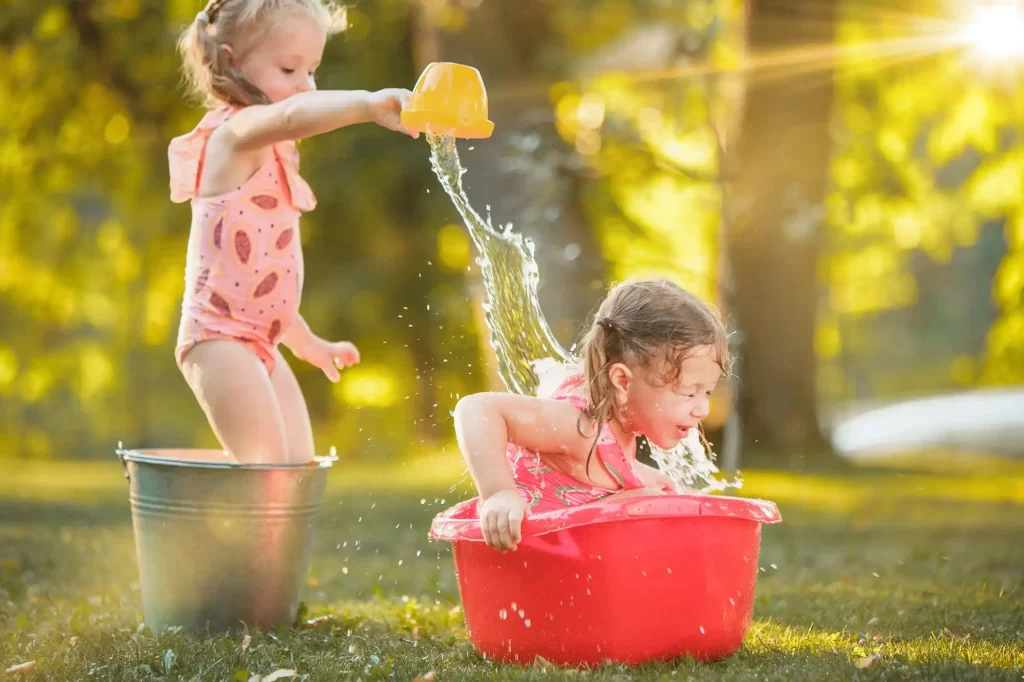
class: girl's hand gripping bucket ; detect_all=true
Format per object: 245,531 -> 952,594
430,494 -> 781,666
117,447 -> 335,632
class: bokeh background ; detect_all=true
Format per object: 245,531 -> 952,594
2,0 -> 1022,465
3,3 -> 1024,680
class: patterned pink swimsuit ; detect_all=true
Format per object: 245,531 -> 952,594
506,374 -> 648,514
168,106 -> 317,374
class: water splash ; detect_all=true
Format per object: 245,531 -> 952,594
646,432 -> 739,494
427,134 -> 737,494
428,134 -> 569,397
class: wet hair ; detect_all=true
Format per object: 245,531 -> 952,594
577,278 -> 732,467
177,0 -> 347,108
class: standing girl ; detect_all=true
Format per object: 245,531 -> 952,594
170,0 -> 418,463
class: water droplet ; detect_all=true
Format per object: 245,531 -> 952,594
524,619 -> 531,628
498,609 -> 508,620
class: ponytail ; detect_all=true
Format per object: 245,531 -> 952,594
177,0 -> 282,108
579,317 -> 625,478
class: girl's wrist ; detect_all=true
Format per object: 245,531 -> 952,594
354,90 -> 375,123
480,481 -> 518,501
363,90 -> 385,124
282,318 -> 317,354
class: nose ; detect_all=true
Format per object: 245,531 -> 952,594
691,395 -> 710,420
297,74 -> 315,94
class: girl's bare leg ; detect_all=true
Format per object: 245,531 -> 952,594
181,340 -> 289,464
269,349 -> 316,463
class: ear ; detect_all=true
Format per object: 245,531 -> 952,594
220,43 -> 237,68
607,362 -> 633,405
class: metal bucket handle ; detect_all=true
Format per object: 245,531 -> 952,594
115,441 -> 130,482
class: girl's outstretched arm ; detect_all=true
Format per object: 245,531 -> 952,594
454,393 -> 590,551
453,393 -> 590,500
219,88 -> 418,151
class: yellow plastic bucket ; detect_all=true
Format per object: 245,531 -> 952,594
401,62 -> 494,139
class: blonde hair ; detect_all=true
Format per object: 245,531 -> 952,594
177,0 -> 347,108
578,278 -> 732,459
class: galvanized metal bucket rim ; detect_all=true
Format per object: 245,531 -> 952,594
116,445 -> 338,472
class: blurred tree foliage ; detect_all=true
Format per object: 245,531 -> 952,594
2,0 -> 1020,461
0,0 -> 482,459
818,2 -> 1024,407
548,0 -> 743,309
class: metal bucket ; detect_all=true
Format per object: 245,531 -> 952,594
116,447 -> 334,632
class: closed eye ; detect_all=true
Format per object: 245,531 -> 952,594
281,68 -> 295,75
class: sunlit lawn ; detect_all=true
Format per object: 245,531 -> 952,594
1,453 -> 1022,681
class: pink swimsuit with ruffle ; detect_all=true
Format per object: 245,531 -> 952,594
168,107 -> 317,373
506,374 -> 648,514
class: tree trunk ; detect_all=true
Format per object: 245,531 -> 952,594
725,0 -> 838,460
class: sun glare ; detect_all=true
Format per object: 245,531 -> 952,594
963,3 -> 1024,62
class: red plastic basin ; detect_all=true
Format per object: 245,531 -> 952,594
429,494 -> 781,666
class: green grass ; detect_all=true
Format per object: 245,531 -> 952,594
1,456 -> 1023,681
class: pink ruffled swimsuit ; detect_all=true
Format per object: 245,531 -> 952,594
168,107 -> 317,373
506,374 -> 648,514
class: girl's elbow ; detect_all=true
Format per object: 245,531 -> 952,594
453,393 -> 486,422
279,97 -> 304,139
454,393 -> 508,429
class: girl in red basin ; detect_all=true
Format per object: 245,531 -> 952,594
454,278 -> 732,552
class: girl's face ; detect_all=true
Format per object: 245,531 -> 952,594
611,345 -> 723,450
230,12 -> 327,103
